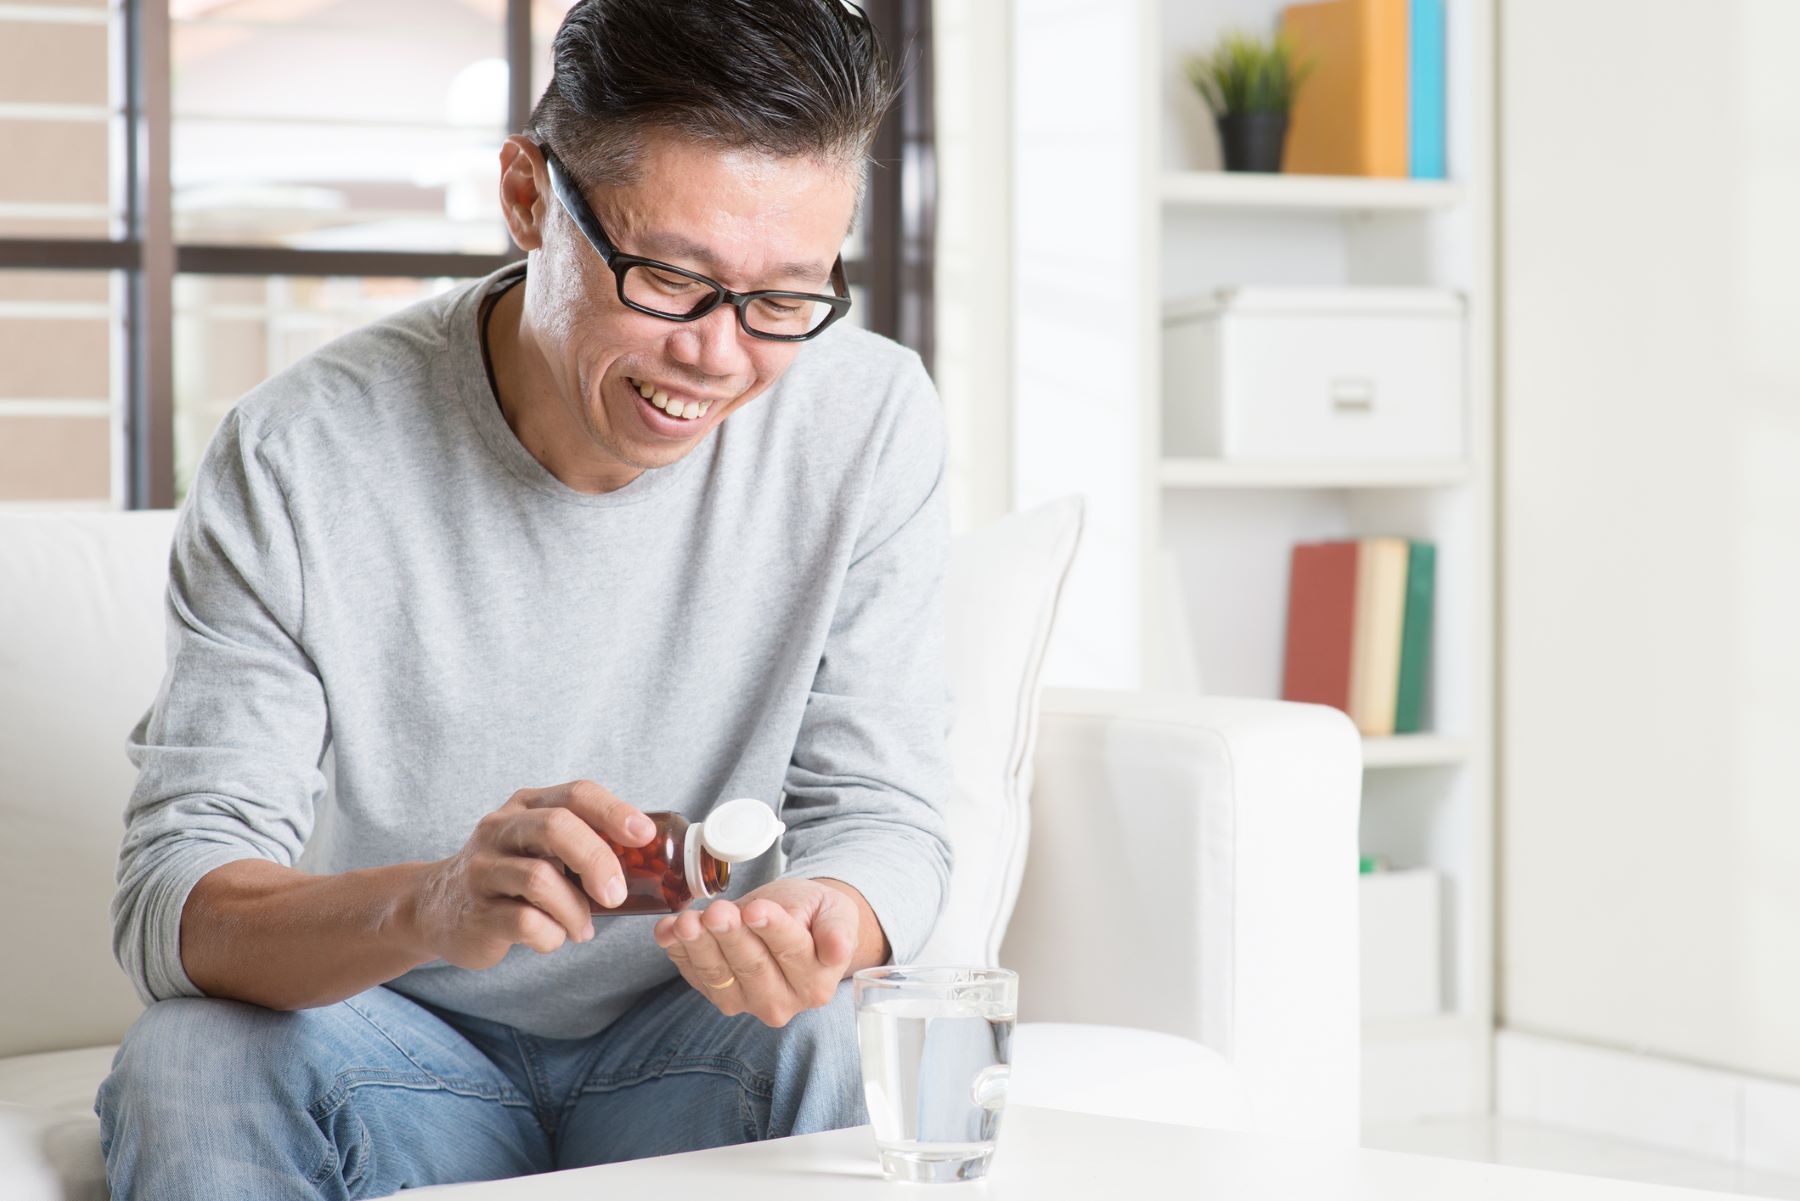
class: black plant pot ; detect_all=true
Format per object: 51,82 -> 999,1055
1216,111 -> 1290,173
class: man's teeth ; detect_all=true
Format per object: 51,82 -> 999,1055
630,377 -> 709,421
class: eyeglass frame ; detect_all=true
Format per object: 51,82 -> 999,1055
535,140 -> 853,343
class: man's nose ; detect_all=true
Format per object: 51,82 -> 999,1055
667,302 -> 750,378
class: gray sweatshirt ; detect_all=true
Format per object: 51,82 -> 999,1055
111,261 -> 954,1038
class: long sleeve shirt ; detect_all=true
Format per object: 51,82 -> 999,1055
110,260 -> 954,1038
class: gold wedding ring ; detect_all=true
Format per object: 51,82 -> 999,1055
706,975 -> 737,990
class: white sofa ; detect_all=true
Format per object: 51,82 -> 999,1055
0,507 -> 1361,1199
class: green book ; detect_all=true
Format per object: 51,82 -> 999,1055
1394,540 -> 1436,734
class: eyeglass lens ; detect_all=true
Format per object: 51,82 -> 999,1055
619,263 -> 836,337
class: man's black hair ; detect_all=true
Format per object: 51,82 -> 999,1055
529,0 -> 900,189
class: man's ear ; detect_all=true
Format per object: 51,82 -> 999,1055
498,135 -> 550,253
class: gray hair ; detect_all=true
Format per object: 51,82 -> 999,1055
528,0 -> 900,192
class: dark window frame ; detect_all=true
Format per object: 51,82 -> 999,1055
0,0 -> 933,510
865,0 -> 936,372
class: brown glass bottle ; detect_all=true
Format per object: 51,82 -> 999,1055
563,810 -> 728,917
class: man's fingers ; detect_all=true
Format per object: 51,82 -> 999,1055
483,855 -> 594,943
508,805 -> 627,910
485,782 -> 655,912
740,899 -> 825,995
707,902 -> 800,1021
493,898 -> 569,955
671,906 -> 738,991
652,884 -> 863,1025
654,910 -> 706,987
534,780 -> 656,847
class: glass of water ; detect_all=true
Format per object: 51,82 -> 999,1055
852,965 -> 1018,1183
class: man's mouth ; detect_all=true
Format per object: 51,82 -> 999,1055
626,375 -> 715,422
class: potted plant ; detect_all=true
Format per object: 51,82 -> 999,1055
1183,30 -> 1313,173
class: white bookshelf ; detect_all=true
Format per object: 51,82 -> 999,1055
1162,169 -> 1466,213
1363,735 -> 1476,770
1148,0 -> 1496,1125
1161,457 -> 1474,489
1010,0 -> 1493,1122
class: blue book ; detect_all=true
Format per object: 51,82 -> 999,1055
1409,0 -> 1447,179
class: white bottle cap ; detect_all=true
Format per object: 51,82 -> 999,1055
698,797 -> 786,863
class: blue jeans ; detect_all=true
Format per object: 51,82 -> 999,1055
94,974 -> 867,1199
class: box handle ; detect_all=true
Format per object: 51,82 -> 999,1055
1330,377 -> 1375,413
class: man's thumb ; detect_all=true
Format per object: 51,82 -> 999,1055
815,891 -> 858,965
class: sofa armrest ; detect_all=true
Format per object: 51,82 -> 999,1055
999,687 -> 1362,1144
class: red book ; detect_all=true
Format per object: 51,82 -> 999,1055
1281,541 -> 1359,712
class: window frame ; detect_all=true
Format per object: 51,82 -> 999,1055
0,0 -> 932,509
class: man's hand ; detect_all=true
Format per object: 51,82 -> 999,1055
406,780 -> 656,970
653,877 -> 889,1027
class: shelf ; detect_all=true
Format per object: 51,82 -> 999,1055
1159,458 -> 1472,489
1362,735 -> 1475,770
1162,170 -> 1465,214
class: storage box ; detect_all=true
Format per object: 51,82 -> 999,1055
1162,288 -> 1465,461
1359,867 -> 1443,1020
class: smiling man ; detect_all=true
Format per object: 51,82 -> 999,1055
94,2 -> 954,1196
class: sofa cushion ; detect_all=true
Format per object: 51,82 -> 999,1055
0,1044 -> 118,1201
0,513 -> 179,1059
915,497 -> 1083,966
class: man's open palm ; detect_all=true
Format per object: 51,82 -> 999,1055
652,877 -> 861,1027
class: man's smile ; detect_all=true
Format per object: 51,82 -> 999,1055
624,374 -> 726,421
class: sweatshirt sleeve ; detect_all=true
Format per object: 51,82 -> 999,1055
779,354 -> 956,967
111,407 -> 330,1005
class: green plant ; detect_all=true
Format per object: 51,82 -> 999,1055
1183,30 -> 1314,116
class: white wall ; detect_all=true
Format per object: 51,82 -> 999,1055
1501,0 -> 1800,1079
934,0 -> 1014,535
1009,0 -> 1153,690
938,0 -> 1156,687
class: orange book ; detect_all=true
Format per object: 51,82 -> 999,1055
1280,0 -> 1409,177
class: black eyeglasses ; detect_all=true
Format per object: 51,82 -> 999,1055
537,141 -> 852,343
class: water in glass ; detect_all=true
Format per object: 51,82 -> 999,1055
855,975 -> 1016,1183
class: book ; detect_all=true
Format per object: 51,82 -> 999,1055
1394,540 -> 1436,733
1408,0 -> 1447,178
1348,537 -> 1410,735
1281,541 -> 1360,712
1280,0 -> 1410,178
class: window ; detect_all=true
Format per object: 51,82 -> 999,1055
0,0 -> 934,509
0,1 -> 127,504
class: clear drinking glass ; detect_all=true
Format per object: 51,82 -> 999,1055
852,966 -> 1018,1184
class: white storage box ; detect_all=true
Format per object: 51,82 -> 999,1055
1359,867 -> 1443,1020
1162,287 -> 1465,462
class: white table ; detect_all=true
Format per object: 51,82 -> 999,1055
410,1105 -> 1745,1199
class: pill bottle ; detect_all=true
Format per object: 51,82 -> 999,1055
569,797 -> 786,917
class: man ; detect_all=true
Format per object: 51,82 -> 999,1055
94,2 -> 954,1196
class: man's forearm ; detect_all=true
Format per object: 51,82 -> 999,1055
180,858 -> 438,1011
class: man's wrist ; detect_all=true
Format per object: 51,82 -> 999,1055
814,877 -> 891,974
381,860 -> 441,964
